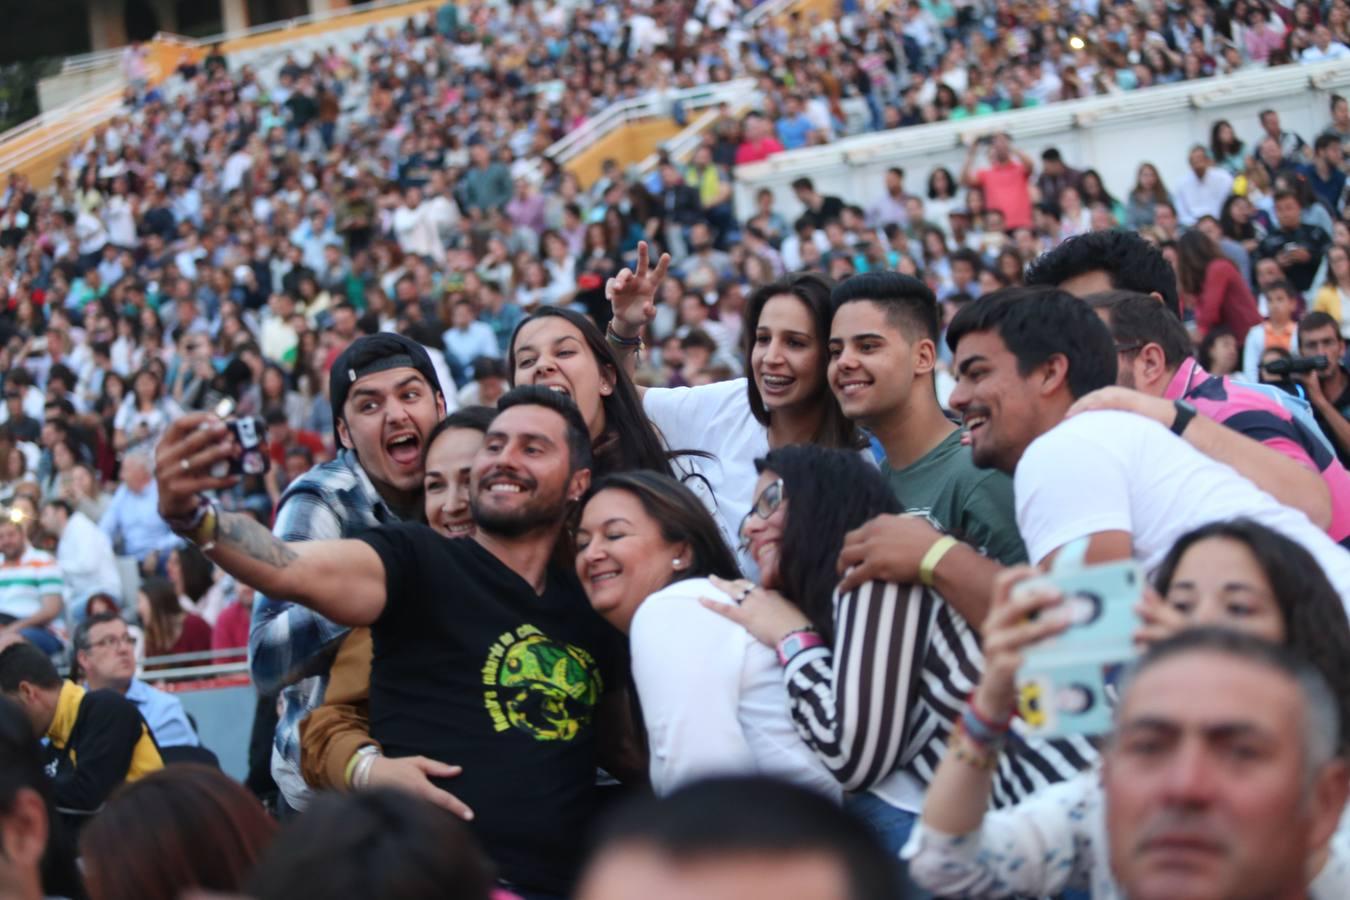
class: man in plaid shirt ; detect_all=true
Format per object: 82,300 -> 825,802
250,333 -> 445,813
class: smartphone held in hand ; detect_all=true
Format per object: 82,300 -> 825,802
1013,560 -> 1144,738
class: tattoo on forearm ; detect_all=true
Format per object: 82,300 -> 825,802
217,512 -> 298,568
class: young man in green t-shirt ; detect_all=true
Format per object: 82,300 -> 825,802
827,272 -> 1023,629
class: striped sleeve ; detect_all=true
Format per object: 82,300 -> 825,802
35,559 -> 64,594
782,580 -> 936,792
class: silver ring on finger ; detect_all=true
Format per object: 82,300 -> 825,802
180,458 -> 190,471
736,585 -> 754,604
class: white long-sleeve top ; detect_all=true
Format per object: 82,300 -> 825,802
629,577 -> 841,801
902,769 -> 1350,899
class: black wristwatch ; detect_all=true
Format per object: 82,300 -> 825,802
1170,399 -> 1198,437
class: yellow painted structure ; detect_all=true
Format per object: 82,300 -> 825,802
564,118 -> 684,188
1,1 -> 437,188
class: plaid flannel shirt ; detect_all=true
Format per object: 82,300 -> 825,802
248,449 -> 399,810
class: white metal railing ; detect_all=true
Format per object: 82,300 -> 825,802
61,48 -> 123,75
0,91 -> 126,177
548,78 -> 757,165
734,57 -> 1350,219
193,0 -> 425,47
51,0 -> 421,90
634,90 -> 762,176
744,0 -> 798,28
738,57 -> 1350,179
137,647 -> 248,683
61,647 -> 249,683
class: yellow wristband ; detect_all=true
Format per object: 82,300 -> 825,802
343,750 -> 362,787
919,535 -> 959,588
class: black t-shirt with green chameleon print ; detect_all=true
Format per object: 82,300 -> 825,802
360,522 -> 619,894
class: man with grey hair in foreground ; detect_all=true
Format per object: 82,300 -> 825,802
1105,628 -> 1348,900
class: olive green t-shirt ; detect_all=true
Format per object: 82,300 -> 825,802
883,428 -> 1027,566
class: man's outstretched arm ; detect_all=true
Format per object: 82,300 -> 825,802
155,414 -> 388,626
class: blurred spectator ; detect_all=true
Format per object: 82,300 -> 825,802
73,613 -> 199,750
1259,190 -> 1332,293
867,168 -> 910,230
1324,94 -> 1350,149
1176,229 -> 1263,340
1174,145 -> 1235,226
0,511 -> 64,656
1258,109 -> 1309,164
1035,148 -> 1080,211
1297,313 -> 1350,467
80,766 -> 275,900
790,178 -> 845,230
1313,244 -> 1350,337
39,498 -> 120,621
0,641 -> 162,827
211,580 -> 254,663
1300,134 -> 1347,215
735,114 -> 784,166
0,694 -> 83,900
456,356 -> 508,408
962,134 -> 1034,231
1243,281 -> 1301,382
136,576 -> 211,665
1302,24 -> 1350,63
248,789 -> 494,900
579,777 -> 901,900
1211,119 -> 1248,174
98,453 -> 180,577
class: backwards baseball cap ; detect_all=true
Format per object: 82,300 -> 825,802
328,333 -> 443,448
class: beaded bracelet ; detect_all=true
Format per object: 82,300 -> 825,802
605,323 -> 644,347
947,728 -> 1000,772
961,706 -> 1009,752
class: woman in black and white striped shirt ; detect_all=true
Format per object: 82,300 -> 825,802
706,445 -> 1095,852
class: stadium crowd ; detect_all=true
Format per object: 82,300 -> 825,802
4,0 -> 1350,898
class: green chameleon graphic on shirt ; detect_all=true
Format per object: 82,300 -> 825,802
483,627 -> 602,741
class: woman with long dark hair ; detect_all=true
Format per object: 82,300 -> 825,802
605,247 -> 864,574
113,367 -> 183,454
1175,228 -> 1263,338
575,471 -> 840,795
137,576 -> 211,666
259,363 -> 306,431
508,306 -> 680,479
707,446 -> 1093,854
1125,162 -> 1171,229
1211,118 -> 1247,173
1220,192 -> 1268,256
910,518 -> 1350,898
1077,169 -> 1122,222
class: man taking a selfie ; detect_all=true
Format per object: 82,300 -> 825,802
248,333 -> 445,814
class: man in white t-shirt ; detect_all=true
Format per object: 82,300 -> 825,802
946,287 -> 1350,603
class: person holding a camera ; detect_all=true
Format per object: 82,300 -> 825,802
1297,312 -> 1350,468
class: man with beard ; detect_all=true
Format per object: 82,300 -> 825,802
156,386 -> 620,899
